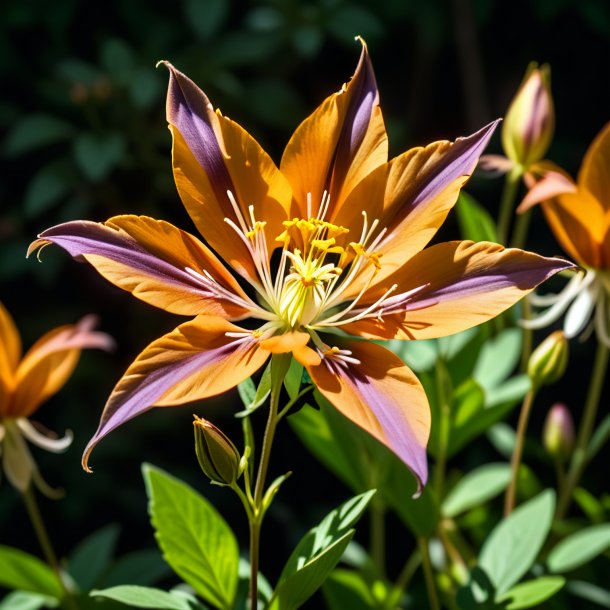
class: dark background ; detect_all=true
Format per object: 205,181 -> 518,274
1,0 -> 609,601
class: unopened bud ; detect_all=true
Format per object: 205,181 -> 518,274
543,403 -> 574,462
502,63 -> 554,168
193,416 -> 240,486
527,330 -> 568,390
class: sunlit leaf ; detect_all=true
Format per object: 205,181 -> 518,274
0,546 -> 62,599
456,192 -> 498,243
547,524 -> 610,573
497,577 -> 565,609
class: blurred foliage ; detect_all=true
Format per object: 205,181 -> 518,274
1,0 -> 610,608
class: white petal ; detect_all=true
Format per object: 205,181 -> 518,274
564,281 -> 599,338
17,419 -> 73,453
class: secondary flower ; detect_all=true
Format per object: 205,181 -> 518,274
0,302 -> 113,495
29,41 -> 573,491
519,122 -> 610,344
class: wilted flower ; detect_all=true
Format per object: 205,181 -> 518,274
29,40 -> 573,491
543,403 -> 574,462
0,303 -> 113,495
519,122 -> 610,345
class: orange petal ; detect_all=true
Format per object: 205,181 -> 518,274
280,39 -> 388,219
82,316 -> 269,471
29,216 -> 255,319
578,121 -> 610,211
0,302 -> 21,414
343,240 -> 575,340
306,339 -> 430,492
12,316 -> 114,418
541,190 -> 606,268
164,63 -> 291,280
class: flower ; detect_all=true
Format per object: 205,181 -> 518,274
0,302 -> 113,495
28,40 -> 573,491
519,122 -> 610,345
480,63 -> 554,177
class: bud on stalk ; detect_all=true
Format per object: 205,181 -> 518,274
543,403 -> 575,463
528,330 -> 568,390
502,63 -> 554,169
193,416 -> 241,486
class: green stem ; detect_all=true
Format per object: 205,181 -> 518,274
370,499 -> 386,579
510,208 -> 532,249
418,538 -> 440,610
497,166 -> 523,245
433,359 -> 452,497
22,486 -> 77,610
519,297 -> 533,372
557,342 -> 609,519
249,354 -> 290,610
504,389 -> 536,516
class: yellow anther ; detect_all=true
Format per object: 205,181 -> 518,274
246,221 -> 267,238
349,242 -> 383,270
312,238 -> 336,250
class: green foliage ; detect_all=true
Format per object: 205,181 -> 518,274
479,490 -> 555,595
547,523 -> 610,573
91,585 -> 207,609
268,491 -> 375,610
142,464 -> 239,610
497,576 -> 566,609
0,546 -> 63,599
456,192 -> 499,243
0,591 -> 59,610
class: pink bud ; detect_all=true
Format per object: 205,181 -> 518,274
543,403 -> 574,462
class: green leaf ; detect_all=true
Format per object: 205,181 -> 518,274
142,464 -> 238,610
23,163 -> 71,218
184,0 -> 228,39
456,192 -> 498,242
479,490 -> 555,595
566,580 -> 610,608
322,569 -> 376,610
0,591 -> 58,610
73,132 -> 126,182
268,491 -> 375,610
0,545 -> 63,598
100,549 -> 172,587
547,523 -> 610,573
473,329 -> 522,391
587,413 -> 610,462
235,364 -> 271,417
68,523 -> 120,591
4,115 -> 74,156
497,577 -> 565,609
384,339 -> 437,372
486,375 -> 530,408
442,463 -> 511,518
284,358 -> 303,399
91,585 -> 198,609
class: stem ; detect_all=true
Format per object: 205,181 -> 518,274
510,208 -> 532,249
557,342 -> 609,518
504,389 -> 536,516
418,538 -> 440,610
497,167 -> 523,245
249,354 -> 290,610
384,550 -> 421,610
519,297 -> 533,372
433,359 -> 452,497
370,499 -> 386,579
22,486 -> 77,610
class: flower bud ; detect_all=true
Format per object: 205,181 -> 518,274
502,63 -> 554,168
193,416 -> 241,486
543,403 -> 574,462
527,330 -> 568,390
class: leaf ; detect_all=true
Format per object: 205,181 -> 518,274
68,523 -> 120,591
497,577 -> 565,609
23,163 -> 71,218
283,358 -> 304,399
91,585 -> 198,609
473,329 -> 522,391
268,491 -> 375,610
486,375 -> 530,408
100,549 -> 173,587
547,523 -> 610,573
322,569 -> 376,610
235,364 -> 271,417
479,490 -> 555,595
587,413 -> 610,462
0,591 -> 58,610
0,545 -> 63,598
566,580 -> 610,608
456,192 -> 498,242
4,115 -> 74,157
73,132 -> 126,182
442,463 -> 511,518
142,464 -> 239,610
384,339 -> 437,372
183,0 -> 228,39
